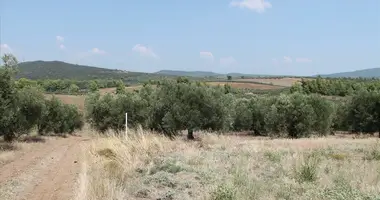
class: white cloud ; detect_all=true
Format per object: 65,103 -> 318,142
296,57 -> 312,63
91,48 -> 106,55
56,36 -> 64,43
59,44 -> 65,50
230,0 -> 272,13
283,56 -> 292,63
200,51 -> 214,62
220,56 -> 237,65
0,44 -> 12,54
132,44 -> 159,59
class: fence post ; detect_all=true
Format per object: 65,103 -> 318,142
125,113 -> 128,138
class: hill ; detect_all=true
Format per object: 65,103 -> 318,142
16,60 -> 150,80
318,68 -> 380,78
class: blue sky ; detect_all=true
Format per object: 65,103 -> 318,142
1,0 -> 379,75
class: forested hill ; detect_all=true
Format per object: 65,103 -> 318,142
16,60 -> 149,80
318,68 -> 380,78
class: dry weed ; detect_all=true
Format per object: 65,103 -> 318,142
79,131 -> 380,200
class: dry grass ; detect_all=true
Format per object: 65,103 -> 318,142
78,130 -> 380,200
207,82 -> 284,90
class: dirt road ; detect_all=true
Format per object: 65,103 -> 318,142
0,136 -> 89,200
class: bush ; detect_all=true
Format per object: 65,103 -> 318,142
346,91 -> 380,135
38,96 -> 83,135
85,92 -> 149,133
0,68 -> 19,141
14,86 -> 45,135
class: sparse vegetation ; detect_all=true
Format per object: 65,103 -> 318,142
79,131 -> 380,200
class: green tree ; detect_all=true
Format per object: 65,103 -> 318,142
88,80 -> 99,93
115,80 -> 126,94
68,83 -> 80,94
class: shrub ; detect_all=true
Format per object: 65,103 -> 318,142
85,92 -> 149,133
232,98 -> 252,131
0,68 -> 19,141
14,86 -> 45,135
345,91 -> 380,135
210,184 -> 236,200
38,96 -> 83,135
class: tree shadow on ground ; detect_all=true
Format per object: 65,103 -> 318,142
0,143 -> 19,151
18,135 -> 46,143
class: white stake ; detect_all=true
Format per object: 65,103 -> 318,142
125,113 -> 128,138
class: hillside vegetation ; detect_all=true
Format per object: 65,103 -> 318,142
17,60 -> 171,81
319,68 -> 380,78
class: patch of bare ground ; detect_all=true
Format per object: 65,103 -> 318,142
207,82 -> 284,90
80,129 -> 380,200
45,94 -> 86,111
236,78 -> 309,87
0,133 -> 90,200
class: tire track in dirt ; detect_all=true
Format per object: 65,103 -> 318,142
0,138 -> 69,182
0,136 -> 89,200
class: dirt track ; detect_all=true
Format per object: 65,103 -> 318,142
0,136 -> 89,200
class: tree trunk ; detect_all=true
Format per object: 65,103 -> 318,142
4,132 -> 15,142
187,128 -> 195,140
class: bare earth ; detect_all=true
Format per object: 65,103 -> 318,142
0,136 -> 89,200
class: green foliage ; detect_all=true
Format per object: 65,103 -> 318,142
85,92 -> 149,133
232,98 -> 252,131
0,68 -> 19,141
68,83 -> 80,94
345,92 -> 380,134
38,97 -> 83,135
295,153 -> 320,183
85,81 -> 342,139
291,77 -> 380,96
14,86 -> 45,134
210,184 -> 236,200
115,80 -> 125,94
88,80 -> 99,93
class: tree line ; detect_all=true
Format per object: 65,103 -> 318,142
0,55 -> 83,142
3,53 -> 380,142
85,77 -> 380,139
14,78 -> 131,94
290,77 -> 380,96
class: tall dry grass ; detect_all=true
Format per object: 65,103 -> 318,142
78,129 -> 380,200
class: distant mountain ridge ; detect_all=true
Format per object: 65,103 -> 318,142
318,68 -> 380,78
16,60 -> 148,80
14,60 -> 380,80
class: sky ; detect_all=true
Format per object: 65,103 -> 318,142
0,0 -> 379,76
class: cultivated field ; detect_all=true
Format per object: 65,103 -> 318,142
79,130 -> 380,200
99,85 -> 144,95
206,82 -> 285,90
236,78 -> 307,87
